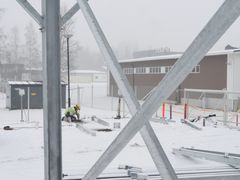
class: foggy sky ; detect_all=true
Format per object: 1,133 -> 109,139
1,0 -> 239,53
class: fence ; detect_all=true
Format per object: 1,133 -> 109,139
184,89 -> 240,125
69,83 -> 130,117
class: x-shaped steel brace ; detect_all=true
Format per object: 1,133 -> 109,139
75,0 -> 240,180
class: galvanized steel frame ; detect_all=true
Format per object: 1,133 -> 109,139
76,0 -> 177,179
77,0 -> 240,180
16,0 -> 240,180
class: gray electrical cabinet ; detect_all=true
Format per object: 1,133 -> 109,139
6,81 -> 66,109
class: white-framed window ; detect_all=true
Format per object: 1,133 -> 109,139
149,66 -> 161,74
123,68 -> 134,74
192,65 -> 200,73
135,67 -> 146,74
165,66 -> 172,73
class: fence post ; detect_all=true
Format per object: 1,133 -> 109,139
111,85 -> 113,111
170,104 -> 172,120
91,83 -> 93,108
27,86 -> 30,122
236,114 -> 239,127
122,99 -> 125,118
77,85 -> 81,105
223,92 -> 228,125
184,103 -> 188,119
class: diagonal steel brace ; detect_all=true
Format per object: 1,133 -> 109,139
77,0 -> 178,179
79,0 -> 240,180
60,1 -> 90,27
16,0 -> 43,26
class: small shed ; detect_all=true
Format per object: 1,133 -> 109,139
69,70 -> 107,83
6,81 -> 66,109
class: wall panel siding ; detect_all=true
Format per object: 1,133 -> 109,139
109,54 -> 228,102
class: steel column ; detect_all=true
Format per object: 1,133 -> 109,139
78,0 -> 240,179
77,0 -> 177,179
42,0 -> 62,179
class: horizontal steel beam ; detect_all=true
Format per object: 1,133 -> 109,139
64,167 -> 240,180
173,147 -> 240,167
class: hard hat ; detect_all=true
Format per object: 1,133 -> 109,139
75,104 -> 80,110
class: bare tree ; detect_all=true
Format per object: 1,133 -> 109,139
60,5 -> 83,73
6,26 -> 20,64
24,21 -> 41,69
0,9 -> 9,64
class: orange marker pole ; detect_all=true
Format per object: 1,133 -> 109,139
162,103 -> 165,120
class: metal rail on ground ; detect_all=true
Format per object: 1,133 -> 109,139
173,147 -> 240,167
64,166 -> 240,180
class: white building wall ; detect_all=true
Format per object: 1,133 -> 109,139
227,52 -> 240,99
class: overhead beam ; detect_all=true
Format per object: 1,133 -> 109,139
16,0 -> 43,26
76,0 -> 178,179
78,0 -> 240,179
42,0 -> 62,179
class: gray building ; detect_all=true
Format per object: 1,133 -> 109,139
6,81 -> 66,109
108,49 -> 240,104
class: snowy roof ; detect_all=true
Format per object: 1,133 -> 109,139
119,49 -> 240,63
70,70 -> 106,74
8,81 -> 66,85
8,81 -> 42,85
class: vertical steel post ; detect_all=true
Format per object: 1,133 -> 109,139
91,83 -> 93,107
236,114 -> 239,127
77,85 -> 81,105
28,86 -> 30,122
64,34 -> 73,108
67,37 -> 71,108
170,104 -> 172,120
20,95 -> 23,122
223,92 -> 228,125
42,0 -> 62,179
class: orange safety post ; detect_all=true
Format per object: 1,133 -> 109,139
162,103 -> 165,120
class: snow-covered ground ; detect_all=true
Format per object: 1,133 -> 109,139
0,83 -> 240,180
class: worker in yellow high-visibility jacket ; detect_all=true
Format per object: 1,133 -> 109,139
63,104 -> 80,122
